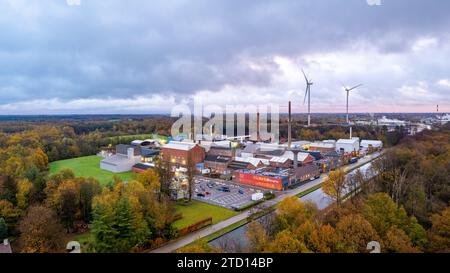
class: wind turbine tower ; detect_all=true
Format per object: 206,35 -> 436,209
301,69 -> 313,127
342,83 -> 362,124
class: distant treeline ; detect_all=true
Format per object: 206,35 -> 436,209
0,117 -> 175,162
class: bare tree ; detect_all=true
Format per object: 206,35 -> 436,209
186,152 -> 196,202
155,158 -> 173,200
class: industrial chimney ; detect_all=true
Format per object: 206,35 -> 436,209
293,151 -> 299,169
257,111 -> 261,142
288,101 -> 292,149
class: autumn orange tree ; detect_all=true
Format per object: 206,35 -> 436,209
335,214 -> 379,253
322,169 -> 347,206
428,207 -> 450,252
246,221 -> 269,252
17,205 -> 65,253
363,193 -> 427,249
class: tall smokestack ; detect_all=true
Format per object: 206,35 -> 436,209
257,111 -> 261,142
288,101 -> 292,149
293,151 -> 299,169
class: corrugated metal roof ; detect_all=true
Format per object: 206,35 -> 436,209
309,142 -> 335,148
162,141 -> 196,151
269,156 -> 290,163
234,156 -> 269,167
361,140 -> 383,146
282,151 -> 312,162
337,139 -> 359,144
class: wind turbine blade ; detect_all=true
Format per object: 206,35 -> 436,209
348,84 -> 363,91
339,81 -> 347,91
303,87 -> 308,105
301,69 -> 309,83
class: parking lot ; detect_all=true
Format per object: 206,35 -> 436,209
193,176 -> 264,209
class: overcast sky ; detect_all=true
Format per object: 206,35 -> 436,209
0,0 -> 449,114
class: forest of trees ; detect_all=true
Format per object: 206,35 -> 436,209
0,116 -> 175,162
0,121 -> 178,252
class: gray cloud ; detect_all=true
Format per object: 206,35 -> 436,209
0,0 -> 450,113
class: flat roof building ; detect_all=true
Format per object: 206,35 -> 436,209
100,144 -> 141,173
336,139 -> 360,154
361,140 -> 383,149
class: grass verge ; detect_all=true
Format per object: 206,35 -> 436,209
173,200 -> 239,230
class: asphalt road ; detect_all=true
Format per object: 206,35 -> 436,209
149,152 -> 382,253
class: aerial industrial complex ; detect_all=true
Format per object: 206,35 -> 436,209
98,102 -> 384,209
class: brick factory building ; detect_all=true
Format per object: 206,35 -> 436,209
293,164 -> 321,183
204,155 -> 232,174
160,141 -> 205,167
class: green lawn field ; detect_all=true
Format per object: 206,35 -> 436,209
49,155 -> 135,186
173,200 -> 239,229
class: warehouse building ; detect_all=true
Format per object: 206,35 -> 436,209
235,168 -> 290,191
228,156 -> 269,171
360,140 -> 383,150
282,151 -> 315,165
336,139 -> 360,154
308,142 -> 336,153
293,164 -> 321,184
100,144 -> 141,173
269,157 -> 293,168
204,145 -> 235,174
204,155 -> 232,174
131,148 -> 160,173
239,143 -> 260,158
315,151 -> 341,173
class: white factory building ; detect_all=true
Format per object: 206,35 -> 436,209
100,144 -> 141,173
360,140 -> 383,150
336,138 -> 360,154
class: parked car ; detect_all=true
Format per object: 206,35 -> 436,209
218,186 -> 230,192
238,189 -> 245,194
197,193 -> 205,197
205,192 -> 211,195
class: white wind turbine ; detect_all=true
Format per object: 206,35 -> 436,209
301,69 -> 313,127
341,82 -> 362,124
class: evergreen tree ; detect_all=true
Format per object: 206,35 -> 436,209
114,198 -> 134,252
91,205 -> 118,253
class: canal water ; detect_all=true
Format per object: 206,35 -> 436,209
209,162 -> 374,251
